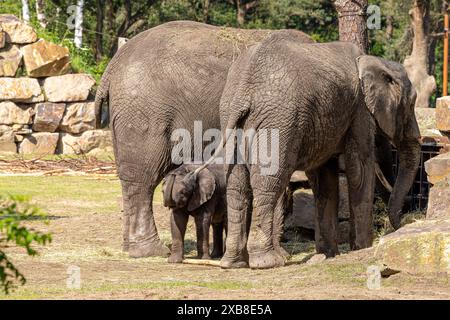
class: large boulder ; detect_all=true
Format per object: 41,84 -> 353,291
0,44 -> 22,76
0,77 -> 43,102
58,130 -> 112,155
284,180 -> 350,244
0,101 -> 33,125
427,183 -> 450,220
375,219 -> 450,275
32,102 -> 66,132
43,74 -> 96,102
19,132 -> 59,155
0,15 -> 37,44
0,130 -> 16,154
285,190 -> 315,231
22,39 -> 70,77
59,102 -> 96,134
425,152 -> 450,185
0,26 -> 5,48
436,96 -> 450,133
414,105 -> 442,137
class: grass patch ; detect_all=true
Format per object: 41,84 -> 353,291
0,176 -> 164,216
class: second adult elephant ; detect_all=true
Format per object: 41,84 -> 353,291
213,33 -> 420,269
94,21 -> 313,258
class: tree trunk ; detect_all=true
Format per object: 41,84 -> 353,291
236,0 -> 246,25
386,15 -> 394,40
21,0 -> 30,23
334,0 -> 369,54
36,0 -> 47,28
95,0 -> 105,61
74,0 -> 84,48
203,0 -> 210,23
404,0 -> 436,108
236,1 -> 258,26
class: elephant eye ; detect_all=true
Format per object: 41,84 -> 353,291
383,72 -> 395,84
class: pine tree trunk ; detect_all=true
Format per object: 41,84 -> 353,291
403,0 -> 436,108
334,0 -> 369,54
36,0 -> 47,28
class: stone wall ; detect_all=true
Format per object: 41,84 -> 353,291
0,15 -> 112,156
424,96 -> 450,220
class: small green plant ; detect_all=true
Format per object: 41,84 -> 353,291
0,195 -> 52,294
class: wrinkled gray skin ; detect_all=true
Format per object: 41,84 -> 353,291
162,164 -> 227,263
95,21 -> 312,258
217,32 -> 421,269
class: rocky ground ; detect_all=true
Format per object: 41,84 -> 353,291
0,156 -> 449,300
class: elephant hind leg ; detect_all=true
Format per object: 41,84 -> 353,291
247,171 -> 291,269
121,180 -> 170,258
306,157 -> 339,258
113,112 -> 172,258
220,164 -> 251,269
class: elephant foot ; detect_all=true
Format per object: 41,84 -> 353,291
249,250 -> 286,269
198,253 -> 212,260
122,241 -> 129,252
274,245 -> 291,260
220,253 -> 249,269
129,240 -> 170,258
168,253 -> 184,263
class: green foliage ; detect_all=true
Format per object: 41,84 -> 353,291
0,195 -> 51,295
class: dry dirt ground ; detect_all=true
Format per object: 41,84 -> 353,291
0,156 -> 449,300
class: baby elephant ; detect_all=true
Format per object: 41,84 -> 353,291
162,164 -> 227,263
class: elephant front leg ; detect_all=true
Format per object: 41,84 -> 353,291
194,213 -> 212,260
306,158 -> 339,258
168,210 -> 189,263
345,126 -> 376,250
220,164 -> 251,269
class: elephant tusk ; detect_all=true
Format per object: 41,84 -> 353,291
375,162 -> 393,193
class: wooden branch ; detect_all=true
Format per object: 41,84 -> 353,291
182,259 -> 221,267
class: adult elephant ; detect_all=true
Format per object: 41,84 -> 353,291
94,21 -> 313,258
211,32 -> 420,269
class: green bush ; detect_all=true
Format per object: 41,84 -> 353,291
0,195 -> 52,294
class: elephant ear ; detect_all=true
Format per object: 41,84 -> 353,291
162,166 -> 188,208
357,55 -> 404,145
187,168 -> 216,212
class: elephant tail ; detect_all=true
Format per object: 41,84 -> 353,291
94,74 -> 110,129
193,102 -> 250,175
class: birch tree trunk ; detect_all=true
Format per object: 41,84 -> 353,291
36,0 -> 47,28
74,0 -> 84,48
404,0 -> 436,108
21,0 -> 30,23
334,0 -> 369,54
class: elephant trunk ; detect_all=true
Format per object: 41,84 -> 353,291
163,174 -> 176,208
387,138 -> 421,229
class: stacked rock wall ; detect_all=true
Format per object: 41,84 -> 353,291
0,15 -> 112,156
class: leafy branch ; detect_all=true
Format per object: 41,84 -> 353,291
0,195 -> 52,294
